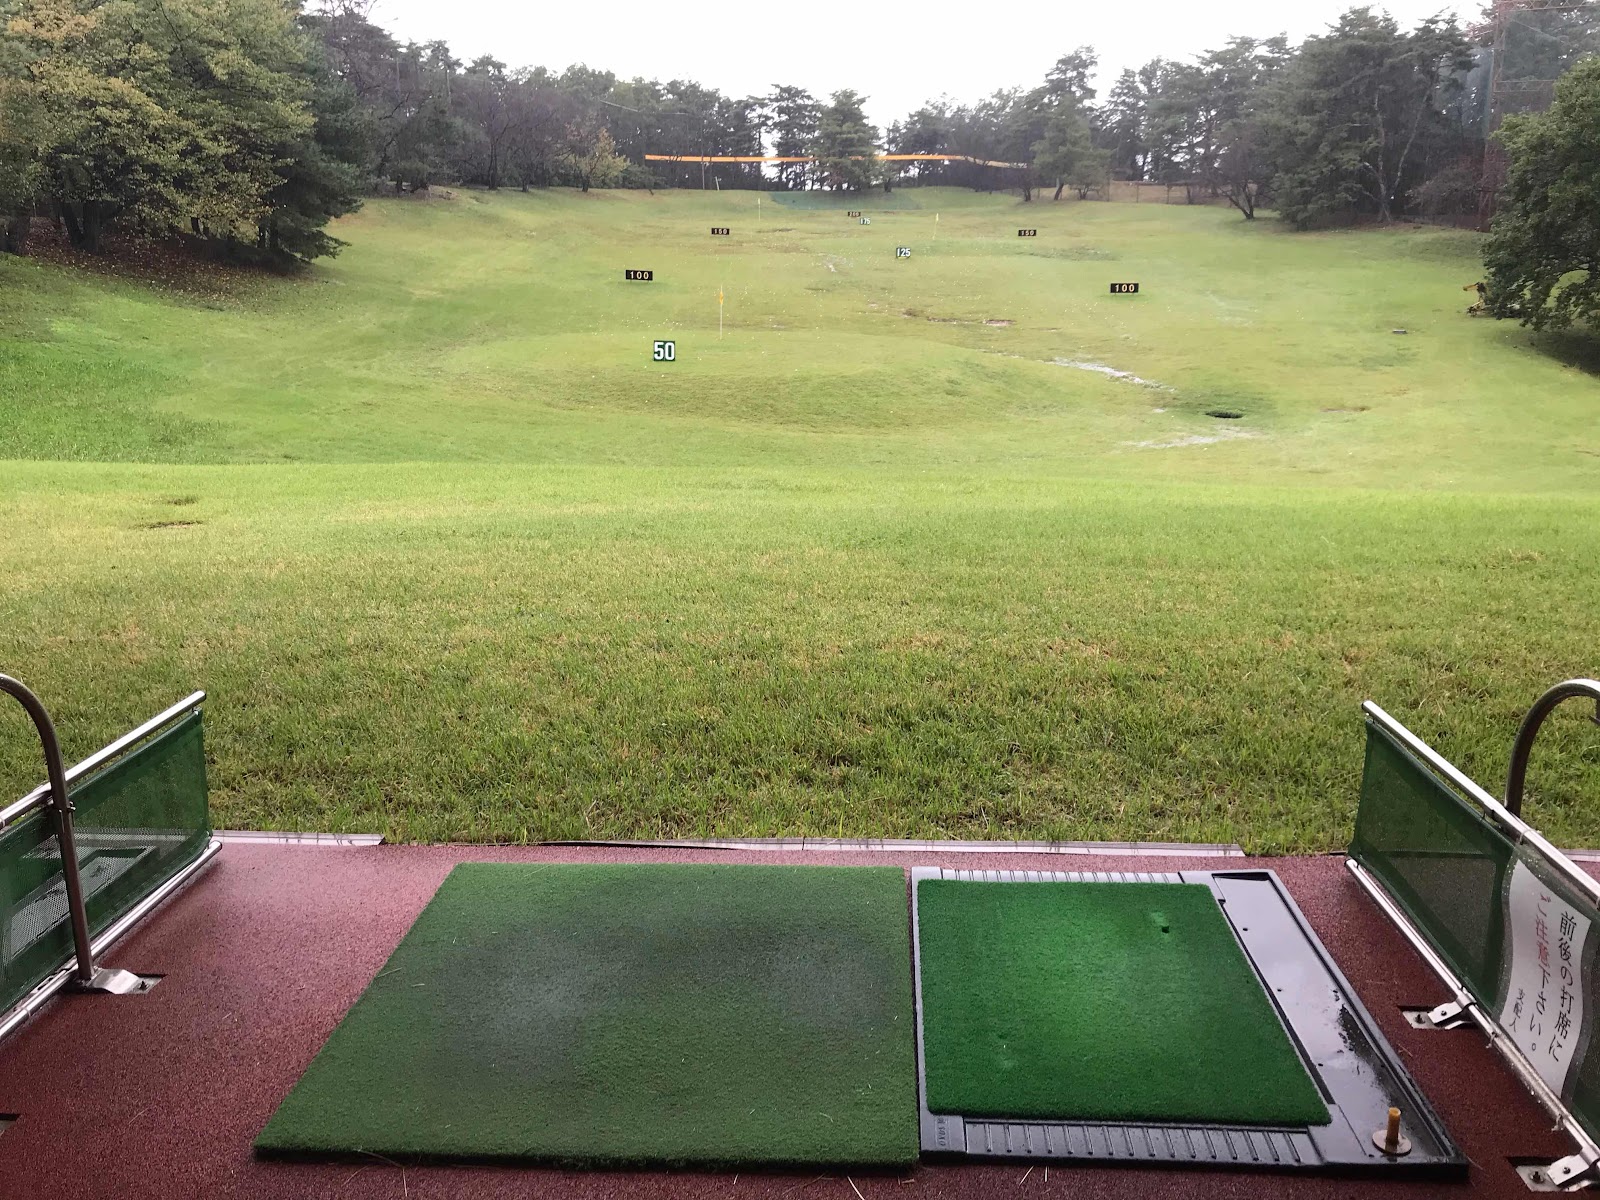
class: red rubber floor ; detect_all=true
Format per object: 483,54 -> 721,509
0,844 -> 1573,1199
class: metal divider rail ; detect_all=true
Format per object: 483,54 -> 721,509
0,677 -> 219,1042
1348,681 -> 1600,1190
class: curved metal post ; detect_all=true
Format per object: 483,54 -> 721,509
1505,678 -> 1600,818
0,674 -> 95,984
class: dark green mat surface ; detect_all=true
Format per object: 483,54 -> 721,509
256,864 -> 918,1167
916,879 -> 1331,1126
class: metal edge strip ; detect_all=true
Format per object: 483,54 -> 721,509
213,831 -> 384,846
0,838 -> 221,1046
1362,702 -> 1600,907
1345,856 -> 1600,1166
540,838 -> 1246,857
0,692 -> 207,831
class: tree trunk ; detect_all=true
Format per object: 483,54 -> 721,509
2,212 -> 31,255
80,203 -> 108,253
59,202 -> 86,248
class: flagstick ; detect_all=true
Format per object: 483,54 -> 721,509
934,212 -> 939,243
719,281 -> 724,340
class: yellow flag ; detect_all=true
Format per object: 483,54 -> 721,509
718,288 -> 725,306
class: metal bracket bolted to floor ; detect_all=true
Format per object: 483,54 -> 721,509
1424,1000 -> 1472,1030
74,968 -> 154,995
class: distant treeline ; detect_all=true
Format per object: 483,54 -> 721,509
1,0 -> 1595,262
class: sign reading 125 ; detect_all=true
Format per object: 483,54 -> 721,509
1109,282 -> 1140,294
652,340 -> 676,362
895,247 -> 911,258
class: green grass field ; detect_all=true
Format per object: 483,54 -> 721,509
2,187 -> 1597,850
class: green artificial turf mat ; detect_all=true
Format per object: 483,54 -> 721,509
255,863 -> 918,1167
916,879 -> 1331,1126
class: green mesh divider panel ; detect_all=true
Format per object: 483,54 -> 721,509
0,810 -> 72,1014
1349,721 -> 1514,1002
0,710 -> 209,1014
71,710 -> 210,933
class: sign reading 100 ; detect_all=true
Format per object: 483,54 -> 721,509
652,340 -> 676,362
1109,282 -> 1140,294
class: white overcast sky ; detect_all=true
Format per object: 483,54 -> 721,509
366,0 -> 1470,130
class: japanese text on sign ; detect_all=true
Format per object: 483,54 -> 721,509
1500,861 -> 1590,1093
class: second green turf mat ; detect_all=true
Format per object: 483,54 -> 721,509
256,863 -> 918,1167
915,878 -> 1331,1126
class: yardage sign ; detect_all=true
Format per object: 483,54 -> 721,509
625,269 -> 654,281
1018,229 -> 1038,237
711,227 -> 730,236
895,247 -> 911,258
1109,282 -> 1140,294
652,340 -> 676,361
859,217 -> 871,225
847,211 -> 862,217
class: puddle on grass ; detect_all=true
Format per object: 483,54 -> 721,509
1129,430 -> 1262,450
1052,359 -> 1172,391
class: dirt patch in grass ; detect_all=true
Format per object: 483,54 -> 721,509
17,220 -> 292,303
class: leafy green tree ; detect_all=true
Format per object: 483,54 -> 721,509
766,85 -> 820,189
454,56 -> 516,188
1198,36 -> 1289,217
1033,105 -> 1107,199
256,22 -> 367,261
812,89 -> 876,191
5,0 -> 333,253
1044,46 -> 1098,106
1483,55 -> 1600,330
562,124 -> 625,192
0,0 -> 51,252
1095,69 -> 1149,180
889,101 -> 950,183
1264,8 -> 1471,227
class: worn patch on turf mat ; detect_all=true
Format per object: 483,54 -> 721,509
916,876 -> 1330,1126
255,863 -> 917,1167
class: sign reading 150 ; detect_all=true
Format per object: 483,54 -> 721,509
652,340 -> 676,361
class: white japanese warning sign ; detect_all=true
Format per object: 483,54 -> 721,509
1500,861 -> 1590,1093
